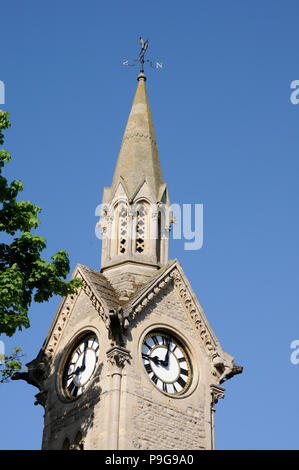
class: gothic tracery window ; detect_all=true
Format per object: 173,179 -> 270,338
117,203 -> 128,255
135,203 -> 147,253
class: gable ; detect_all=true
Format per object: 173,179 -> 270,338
110,178 -> 129,204
132,281 -> 205,355
123,260 -> 237,378
42,264 -> 119,362
131,179 -> 155,204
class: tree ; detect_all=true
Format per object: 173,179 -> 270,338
0,110 -> 82,379
0,347 -> 25,383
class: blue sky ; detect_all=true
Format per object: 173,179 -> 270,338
0,0 -> 299,450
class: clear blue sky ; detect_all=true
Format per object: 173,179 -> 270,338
0,0 -> 299,450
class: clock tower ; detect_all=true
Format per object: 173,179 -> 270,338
14,71 -> 242,450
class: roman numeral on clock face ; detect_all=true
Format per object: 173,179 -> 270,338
177,376 -> 186,388
152,336 -> 159,345
151,374 -> 158,385
68,381 -> 75,395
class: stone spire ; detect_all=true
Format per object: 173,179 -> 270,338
111,73 -> 163,200
99,73 -> 171,301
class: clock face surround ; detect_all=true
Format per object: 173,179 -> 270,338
141,330 -> 192,396
62,332 -> 99,400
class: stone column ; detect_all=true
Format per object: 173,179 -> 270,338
149,203 -> 158,262
106,346 -> 131,450
127,206 -> 135,258
210,384 -> 225,450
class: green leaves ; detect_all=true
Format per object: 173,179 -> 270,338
0,111 -> 11,146
0,347 -> 25,383
0,109 -> 83,344
0,148 -> 41,235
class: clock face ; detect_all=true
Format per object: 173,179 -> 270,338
141,331 -> 192,396
62,333 -> 99,399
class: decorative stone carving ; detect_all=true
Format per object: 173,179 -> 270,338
122,132 -> 157,147
12,350 -> 50,408
107,308 -> 126,346
106,346 -> 131,368
34,390 -> 48,407
83,283 -> 106,321
169,268 -> 222,364
218,363 -> 243,384
46,289 -> 81,359
127,274 -> 173,324
210,384 -> 225,407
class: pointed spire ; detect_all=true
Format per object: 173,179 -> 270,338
99,73 -> 171,286
111,73 -> 163,199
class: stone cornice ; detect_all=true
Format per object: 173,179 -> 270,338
170,267 -> 221,363
82,282 -> 109,328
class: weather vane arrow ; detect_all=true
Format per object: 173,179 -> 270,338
123,37 -> 163,73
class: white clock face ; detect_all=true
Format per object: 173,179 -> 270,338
63,333 -> 99,399
141,331 -> 192,396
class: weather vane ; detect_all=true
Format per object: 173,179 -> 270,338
123,37 -> 163,74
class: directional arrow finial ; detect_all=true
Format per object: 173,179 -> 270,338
122,36 -> 163,77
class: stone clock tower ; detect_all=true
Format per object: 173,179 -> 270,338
15,72 -> 242,450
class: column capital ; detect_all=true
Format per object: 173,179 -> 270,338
106,346 -> 131,369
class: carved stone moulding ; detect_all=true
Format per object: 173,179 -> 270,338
106,346 -> 131,368
210,384 -> 225,407
170,268 -> 223,366
126,264 -> 223,369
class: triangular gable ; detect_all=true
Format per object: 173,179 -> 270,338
122,259 -> 238,380
130,178 -> 155,204
157,183 -> 169,204
110,177 -> 130,204
42,264 -> 119,361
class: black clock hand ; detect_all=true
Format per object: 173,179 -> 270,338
142,353 -> 161,366
71,365 -> 81,379
161,340 -> 171,366
81,342 -> 88,371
